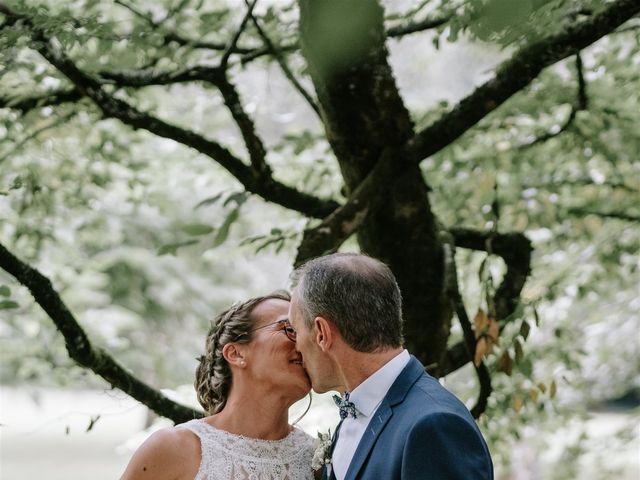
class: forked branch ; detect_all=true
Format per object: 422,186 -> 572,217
0,2 -> 339,219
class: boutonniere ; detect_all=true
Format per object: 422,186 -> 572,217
312,430 -> 333,477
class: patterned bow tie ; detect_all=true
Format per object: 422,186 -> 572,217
333,392 -> 357,419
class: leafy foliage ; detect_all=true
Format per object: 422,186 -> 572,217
0,0 -> 638,476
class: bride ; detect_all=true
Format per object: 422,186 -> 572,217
120,291 -> 316,480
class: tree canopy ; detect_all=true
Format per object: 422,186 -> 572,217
1,0 -> 639,472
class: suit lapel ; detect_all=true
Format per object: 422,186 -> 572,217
343,403 -> 392,480
322,420 -> 344,480
343,357 -> 425,480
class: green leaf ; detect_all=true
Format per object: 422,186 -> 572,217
497,350 -> 513,376
239,234 -> 265,246
194,192 -> 225,209
533,305 -> 540,327
213,208 -> 240,247
256,237 -> 281,253
181,223 -> 214,236
223,191 -> 249,207
0,285 -> 11,297
157,239 -> 199,256
514,338 -> 524,363
520,320 -> 531,341
0,300 -> 19,309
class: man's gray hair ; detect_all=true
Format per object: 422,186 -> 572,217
292,252 -> 403,352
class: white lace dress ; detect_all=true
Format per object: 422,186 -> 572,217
178,419 -> 316,480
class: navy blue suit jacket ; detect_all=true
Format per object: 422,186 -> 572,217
325,356 -> 493,480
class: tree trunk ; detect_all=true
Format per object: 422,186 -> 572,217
298,0 -> 452,366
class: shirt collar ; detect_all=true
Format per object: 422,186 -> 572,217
347,349 -> 410,417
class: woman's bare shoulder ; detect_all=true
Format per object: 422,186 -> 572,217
120,425 -> 201,480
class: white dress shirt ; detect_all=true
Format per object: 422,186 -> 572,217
332,349 -> 410,480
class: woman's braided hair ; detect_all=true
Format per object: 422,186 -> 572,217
195,290 -> 291,414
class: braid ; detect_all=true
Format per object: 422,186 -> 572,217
195,291 -> 290,414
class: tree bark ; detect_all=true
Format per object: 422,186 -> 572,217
298,0 -> 452,366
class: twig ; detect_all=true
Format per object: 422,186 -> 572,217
113,0 -> 257,53
245,1 -> 320,116
441,237 -> 492,418
567,208 -> 640,222
516,106 -> 577,150
517,51 -> 588,150
387,15 -> 450,37
0,111 -> 76,164
219,0 -> 258,69
99,65 -> 225,87
238,13 -> 450,64
450,227 -> 532,321
437,227 -> 533,376
113,0 -> 154,24
576,52 -> 588,110
521,177 -> 639,194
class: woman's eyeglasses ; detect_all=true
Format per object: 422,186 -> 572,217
239,319 -> 297,342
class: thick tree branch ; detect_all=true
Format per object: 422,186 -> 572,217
450,227 -> 532,321
612,19 -> 640,35
433,342 -> 470,378
0,241 -> 202,424
216,74 -> 271,177
406,0 -> 640,163
0,3 -> 338,219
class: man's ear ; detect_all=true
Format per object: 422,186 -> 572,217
222,342 -> 246,368
314,316 -> 334,352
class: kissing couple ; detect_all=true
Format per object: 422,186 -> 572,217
121,253 -> 494,479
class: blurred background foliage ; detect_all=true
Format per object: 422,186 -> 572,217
1,0 -> 638,478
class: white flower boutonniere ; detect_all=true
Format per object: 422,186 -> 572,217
311,430 -> 333,473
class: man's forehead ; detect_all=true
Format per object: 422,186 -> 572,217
288,295 -> 301,321
289,289 -> 300,307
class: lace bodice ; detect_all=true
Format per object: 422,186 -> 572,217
178,419 -> 316,480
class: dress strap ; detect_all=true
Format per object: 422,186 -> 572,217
178,419 -> 211,438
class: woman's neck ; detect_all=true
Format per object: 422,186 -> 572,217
207,388 -> 292,440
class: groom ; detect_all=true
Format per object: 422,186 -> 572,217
289,253 -> 493,479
